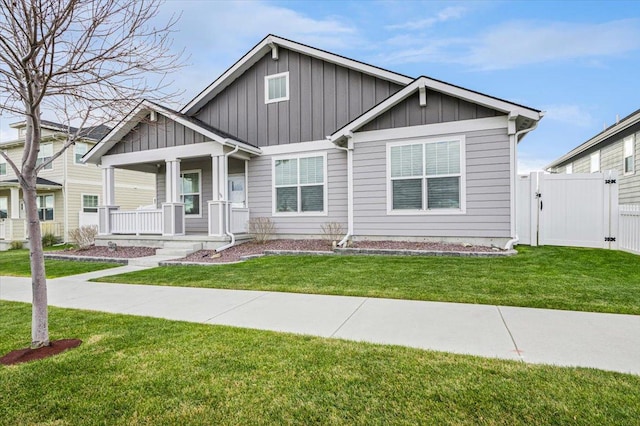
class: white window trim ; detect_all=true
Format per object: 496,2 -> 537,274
81,193 -> 99,213
623,135 -> 635,176
0,154 -> 6,176
590,150 -> 600,173
386,136 -> 467,216
0,196 -> 7,218
37,142 -> 54,171
271,151 -> 328,217
36,193 -> 55,222
74,142 -> 89,165
180,169 -> 202,218
565,163 -> 573,174
264,71 -> 289,104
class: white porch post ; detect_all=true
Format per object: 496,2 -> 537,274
9,187 -> 20,219
98,166 -> 118,235
208,154 -> 226,237
162,159 -> 185,236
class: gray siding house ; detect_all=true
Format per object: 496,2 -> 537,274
546,108 -> 640,204
84,34 -> 543,249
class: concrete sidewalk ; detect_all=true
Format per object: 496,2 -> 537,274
1,273 -> 639,375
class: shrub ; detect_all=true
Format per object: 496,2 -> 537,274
321,222 -> 344,245
68,225 -> 98,250
41,232 -> 59,247
247,217 -> 276,244
9,240 -> 24,250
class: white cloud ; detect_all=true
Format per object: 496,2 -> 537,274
518,155 -> 552,174
386,6 -> 467,30
382,19 -> 640,70
542,105 -> 595,128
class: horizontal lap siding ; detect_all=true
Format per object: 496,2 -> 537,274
247,149 -> 347,236
352,127 -> 511,238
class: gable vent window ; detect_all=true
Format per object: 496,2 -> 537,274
624,135 -> 635,174
590,151 -> 600,173
265,72 -> 289,104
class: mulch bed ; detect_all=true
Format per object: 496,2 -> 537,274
1,339 -> 82,366
52,246 -> 156,259
350,240 -> 495,252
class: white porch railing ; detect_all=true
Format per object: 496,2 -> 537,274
79,212 -> 99,228
619,204 -> 640,255
231,207 -> 250,234
110,209 -> 163,235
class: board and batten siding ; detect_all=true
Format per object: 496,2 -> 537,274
553,126 -> 640,204
360,90 -> 501,132
247,149 -> 347,236
194,48 -> 404,147
352,127 -> 512,239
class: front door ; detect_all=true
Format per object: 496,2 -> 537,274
228,174 -> 246,208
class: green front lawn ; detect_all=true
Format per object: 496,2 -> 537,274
1,301 -> 639,425
0,249 -> 119,278
94,246 -> 640,315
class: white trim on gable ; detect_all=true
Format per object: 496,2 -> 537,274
260,140 -> 335,155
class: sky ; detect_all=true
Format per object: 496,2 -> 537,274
1,0 -> 639,173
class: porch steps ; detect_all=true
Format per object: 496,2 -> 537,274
154,242 -> 203,258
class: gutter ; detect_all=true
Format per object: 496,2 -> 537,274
215,144 -> 240,252
334,133 -> 354,247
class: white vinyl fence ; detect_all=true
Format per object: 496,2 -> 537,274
619,204 -> 640,254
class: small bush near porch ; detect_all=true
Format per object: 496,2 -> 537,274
94,246 -> 640,315
1,301 -> 639,425
0,249 -> 119,278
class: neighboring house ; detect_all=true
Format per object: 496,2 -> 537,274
0,120 -> 156,249
546,108 -> 639,204
83,34 -> 543,249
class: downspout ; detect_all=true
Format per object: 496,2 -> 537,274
334,133 -> 354,247
216,144 -> 240,252
504,114 -> 542,250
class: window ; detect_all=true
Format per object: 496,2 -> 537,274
265,72 -> 289,104
180,170 -> 201,216
0,197 -> 7,219
0,155 -> 6,175
37,143 -> 53,170
590,151 -> 600,173
36,194 -> 54,221
75,142 -> 89,164
624,135 -> 635,174
274,154 -> 325,214
82,194 -> 99,213
565,163 -> 573,174
389,138 -> 464,212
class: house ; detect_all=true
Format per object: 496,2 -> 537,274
83,34 -> 543,250
0,120 -> 156,249
546,108 -> 639,204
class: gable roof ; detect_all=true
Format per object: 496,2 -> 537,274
546,107 -> 640,170
83,100 -> 261,164
181,34 -> 414,116
1,120 -> 111,148
330,76 -> 543,144
0,177 -> 62,189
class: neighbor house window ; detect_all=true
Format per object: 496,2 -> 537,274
590,151 -> 600,173
36,194 -> 54,221
265,72 -> 289,104
565,163 -> 573,174
0,197 -> 7,219
624,135 -> 635,174
389,138 -> 464,212
274,154 -> 325,214
0,155 -> 6,175
36,142 -> 53,170
180,170 -> 201,216
75,142 -> 89,164
82,194 -> 99,213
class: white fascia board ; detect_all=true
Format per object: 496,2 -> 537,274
546,110 -> 640,169
100,142 -> 224,168
181,35 -> 413,115
260,140 -> 335,155
351,115 -> 508,144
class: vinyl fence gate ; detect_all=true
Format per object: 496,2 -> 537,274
516,171 -> 619,249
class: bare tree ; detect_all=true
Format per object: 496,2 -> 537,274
0,0 -> 184,348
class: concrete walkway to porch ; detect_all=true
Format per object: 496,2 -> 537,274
1,268 -> 639,376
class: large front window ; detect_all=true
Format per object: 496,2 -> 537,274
181,170 -> 201,216
37,143 -> 53,170
82,194 -> 99,213
389,139 -> 463,212
37,194 -> 54,221
274,155 -> 325,214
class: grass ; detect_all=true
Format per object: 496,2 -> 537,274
0,248 -> 119,278
1,300 -> 639,425
94,246 -> 640,315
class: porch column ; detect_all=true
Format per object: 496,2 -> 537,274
208,154 -> 226,237
98,166 -> 118,235
162,159 -> 185,236
9,187 -> 20,219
